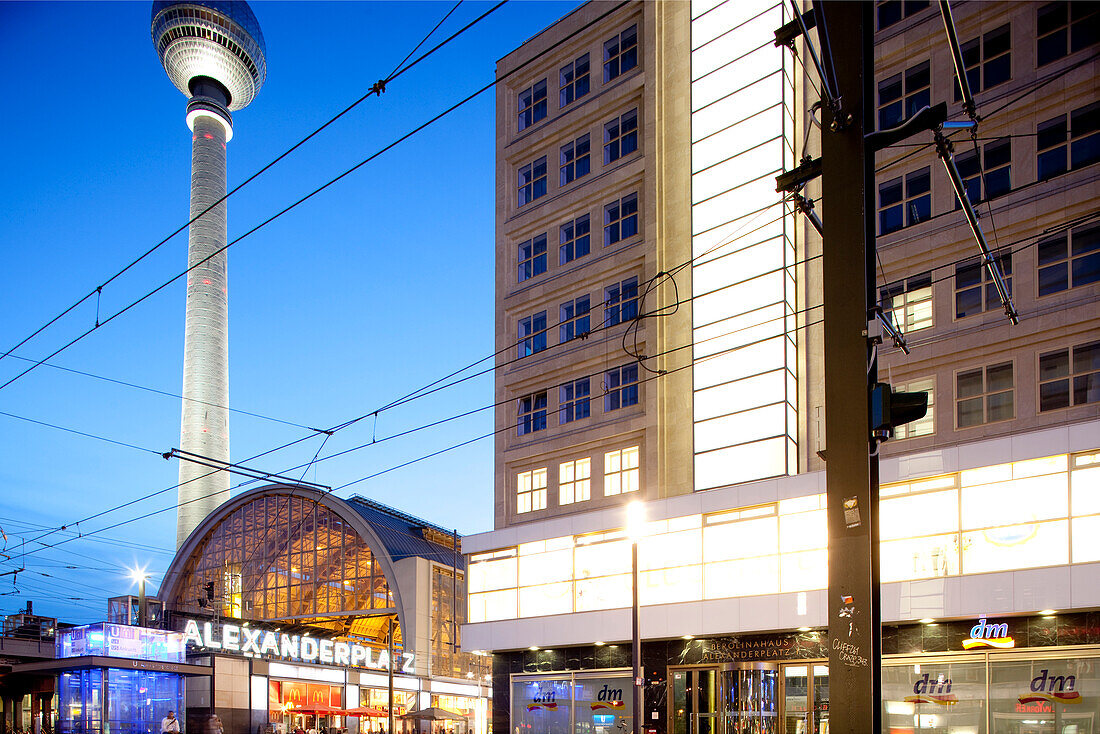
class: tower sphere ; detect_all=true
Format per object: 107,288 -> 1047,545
151,0 -> 267,112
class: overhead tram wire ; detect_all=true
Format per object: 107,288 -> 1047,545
0,0 -> 506,373
0,409 -> 163,456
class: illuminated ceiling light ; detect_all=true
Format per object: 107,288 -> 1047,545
919,618 -> 935,624
682,635 -> 694,640
466,672 -> 474,679
594,641 -> 606,646
797,627 -> 811,632
1039,609 -> 1057,616
528,646 -> 540,651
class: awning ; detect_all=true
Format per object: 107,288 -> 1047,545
12,656 -> 211,677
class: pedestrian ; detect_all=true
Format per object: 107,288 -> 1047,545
208,714 -> 224,734
161,710 -> 181,733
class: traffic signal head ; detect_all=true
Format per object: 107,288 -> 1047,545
870,382 -> 928,441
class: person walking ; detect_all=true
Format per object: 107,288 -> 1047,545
161,711 -> 181,733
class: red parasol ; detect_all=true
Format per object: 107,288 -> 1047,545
344,706 -> 389,717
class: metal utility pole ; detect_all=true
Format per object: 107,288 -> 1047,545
388,616 -> 396,734
819,3 -> 881,731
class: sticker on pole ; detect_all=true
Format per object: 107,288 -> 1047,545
843,496 -> 861,528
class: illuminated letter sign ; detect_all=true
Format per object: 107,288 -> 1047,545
962,617 -> 1015,649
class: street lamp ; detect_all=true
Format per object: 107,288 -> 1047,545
625,502 -> 646,734
129,567 -> 150,627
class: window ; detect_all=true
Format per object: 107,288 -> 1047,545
517,80 -> 547,131
559,458 -> 591,504
604,363 -> 639,411
955,252 -> 1012,318
1039,341 -> 1100,411
954,138 -> 1011,206
516,468 -> 547,513
559,215 -> 591,265
560,378 -> 591,424
560,135 -> 591,186
956,362 -> 1014,427
517,234 -> 547,282
517,392 -> 547,436
878,167 -> 930,234
875,0 -> 930,31
1037,223 -> 1100,295
879,272 -> 933,332
954,24 -> 1011,99
518,312 -> 547,358
1037,2 -> 1099,66
877,61 -> 930,129
604,277 -> 639,326
604,446 -> 640,496
603,25 -> 638,82
517,157 -> 547,207
604,193 -> 639,246
893,378 -> 934,438
560,295 -> 591,342
1038,103 -> 1100,179
604,109 -> 639,164
559,53 -> 590,107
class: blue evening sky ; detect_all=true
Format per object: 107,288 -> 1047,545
0,0 -> 581,623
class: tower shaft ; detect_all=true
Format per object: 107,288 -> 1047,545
177,112 -> 231,547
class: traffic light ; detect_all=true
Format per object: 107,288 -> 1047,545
205,581 -> 216,601
870,382 -> 928,442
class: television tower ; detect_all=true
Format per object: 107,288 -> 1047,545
151,1 -> 267,547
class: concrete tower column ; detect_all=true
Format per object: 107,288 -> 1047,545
177,109 -> 231,547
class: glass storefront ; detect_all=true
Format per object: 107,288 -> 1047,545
512,672 -> 633,734
58,668 -> 184,734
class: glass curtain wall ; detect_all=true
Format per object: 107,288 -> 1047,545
58,669 -> 184,734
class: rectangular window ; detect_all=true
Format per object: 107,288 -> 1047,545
560,135 -> 591,186
1070,102 -> 1100,169
559,458 -> 592,504
560,378 -> 591,424
604,277 -> 639,326
1037,2 -> 1099,66
954,137 -> 1011,206
1037,114 -> 1069,180
518,312 -> 547,358
517,392 -> 547,436
604,109 -> 639,164
559,215 -> 591,265
604,192 -> 639,246
517,234 -> 547,282
604,363 -> 639,411
875,0 -> 930,31
603,25 -> 638,82
559,295 -> 591,342
517,80 -> 547,131
1038,222 -> 1100,295
517,157 -> 547,207
879,271 -> 933,332
893,378 -> 935,439
1039,341 -> 1100,411
559,53 -> 590,107
954,252 -> 1011,318
878,167 -> 930,234
1037,103 -> 1100,179
877,61 -> 930,129
604,446 -> 640,496
956,362 -> 1014,427
955,24 -> 1011,99
516,468 -> 547,513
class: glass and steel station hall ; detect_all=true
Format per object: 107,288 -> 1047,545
157,484 -> 489,733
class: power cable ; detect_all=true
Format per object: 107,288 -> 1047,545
0,409 -> 162,456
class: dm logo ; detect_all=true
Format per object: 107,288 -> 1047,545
526,685 -> 560,711
962,617 -> 1015,649
904,673 -> 958,705
590,684 -> 625,710
1018,669 -> 1082,706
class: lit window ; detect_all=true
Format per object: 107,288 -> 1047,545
559,458 -> 591,504
517,392 -> 547,436
879,271 -> 933,332
604,363 -> 639,412
1039,341 -> 1100,411
518,312 -> 547,358
559,215 -> 591,265
892,378 -> 934,439
517,234 -> 547,283
559,295 -> 591,342
517,157 -> 548,207
877,61 -> 930,130
604,446 -> 640,496
516,468 -> 547,513
604,193 -> 639,246
604,277 -> 639,326
1037,2 -> 1099,66
875,0 -> 930,31
954,24 -> 1011,100
560,135 -> 591,186
956,362 -> 1014,428
954,251 -> 1011,318
604,109 -> 638,164
560,378 -> 591,424
878,167 -> 930,234
559,53 -> 590,107
603,25 -> 638,82
954,138 -> 1011,206
517,80 -> 547,131
1037,223 -> 1100,295
1036,103 -> 1100,180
